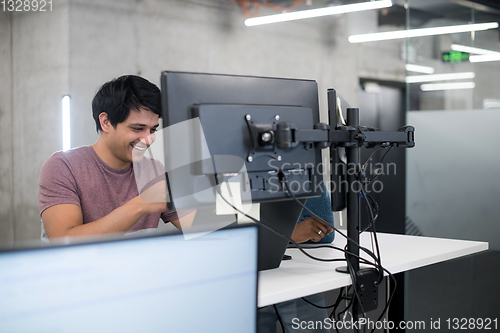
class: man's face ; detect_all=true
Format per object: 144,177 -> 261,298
106,108 -> 159,166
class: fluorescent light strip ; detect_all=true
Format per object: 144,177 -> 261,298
245,0 -> 392,26
470,54 -> 500,63
62,95 -> 71,151
406,72 -> 475,83
451,44 -> 500,55
405,64 -> 435,74
420,82 -> 475,91
349,22 -> 499,43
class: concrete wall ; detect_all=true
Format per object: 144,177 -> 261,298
2,3 -> 70,246
0,11 -> 14,248
1,0 -> 408,245
67,0 -> 405,147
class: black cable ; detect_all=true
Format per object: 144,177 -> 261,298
217,178 -> 395,331
281,177 -> 381,329
334,288 -> 354,333
347,258 -> 366,320
212,120 -> 397,330
379,145 -> 393,164
362,147 -> 383,174
367,195 -> 379,221
370,272 -> 397,333
336,291 -> 355,325
359,147 -> 388,283
281,170 -> 396,329
288,150 -> 396,331
273,304 -> 285,333
358,154 -> 399,332
367,146 -> 394,184
279,225 -> 395,332
281,178 -> 382,268
359,194 -> 379,233
359,185 -> 383,283
281,176 -> 386,319
357,187 -> 398,333
328,287 -> 350,319
281,182 -> 385,299
217,191 -> 370,331
217,186 -> 387,271
217,189 -> 353,264
301,289 -> 344,310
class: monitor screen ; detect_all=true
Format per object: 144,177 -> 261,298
0,225 -> 258,333
160,71 -> 323,208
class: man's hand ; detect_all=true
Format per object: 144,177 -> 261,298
137,180 -> 168,214
291,217 -> 333,244
139,180 -> 167,203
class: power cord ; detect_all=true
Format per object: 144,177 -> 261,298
279,177 -> 383,274
279,151 -> 398,333
217,174 -> 396,333
273,304 -> 285,333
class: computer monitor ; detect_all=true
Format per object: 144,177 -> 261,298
160,71 -> 323,206
160,71 -> 323,270
0,225 -> 258,333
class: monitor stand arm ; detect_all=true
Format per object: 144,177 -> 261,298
265,89 -> 415,316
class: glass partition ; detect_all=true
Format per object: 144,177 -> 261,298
405,0 -> 500,111
405,0 -> 500,325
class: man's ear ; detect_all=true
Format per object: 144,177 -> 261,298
99,112 -> 112,133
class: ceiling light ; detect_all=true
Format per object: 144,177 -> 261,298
405,64 -> 435,74
349,22 -> 499,43
245,0 -> 392,27
420,82 -> 475,91
470,54 -> 500,63
451,44 -> 500,55
406,72 -> 475,83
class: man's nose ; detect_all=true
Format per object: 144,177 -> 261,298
140,133 -> 156,146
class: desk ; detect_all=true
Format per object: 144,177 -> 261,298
258,232 -> 488,307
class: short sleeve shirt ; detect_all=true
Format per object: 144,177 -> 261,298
38,146 -> 178,232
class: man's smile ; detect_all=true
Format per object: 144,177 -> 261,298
131,143 -> 147,151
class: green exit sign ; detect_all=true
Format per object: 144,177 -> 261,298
442,51 -> 470,63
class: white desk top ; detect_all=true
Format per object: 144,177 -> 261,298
258,232 -> 488,307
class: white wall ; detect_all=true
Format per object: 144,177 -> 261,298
407,109 -> 500,250
3,3 -> 70,245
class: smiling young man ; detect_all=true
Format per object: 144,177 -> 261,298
39,75 -> 189,239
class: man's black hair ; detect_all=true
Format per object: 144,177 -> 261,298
92,75 -> 161,132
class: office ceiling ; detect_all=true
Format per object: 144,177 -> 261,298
404,0 -> 500,27
260,0 -> 500,28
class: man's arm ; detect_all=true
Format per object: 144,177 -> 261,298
42,195 -> 168,239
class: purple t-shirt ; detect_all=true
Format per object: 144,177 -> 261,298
38,146 -> 179,232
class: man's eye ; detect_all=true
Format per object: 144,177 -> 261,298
150,129 -> 158,134
132,128 -> 142,132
